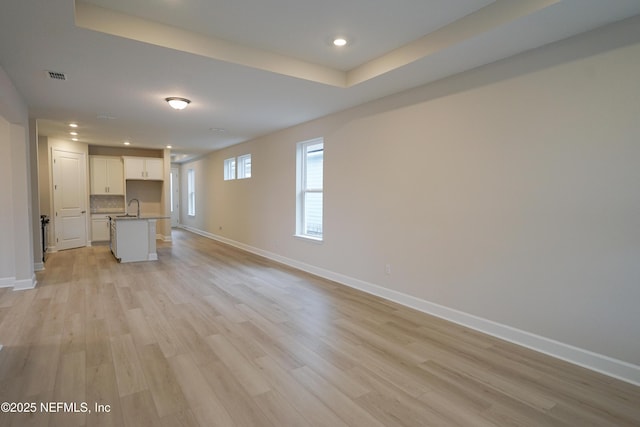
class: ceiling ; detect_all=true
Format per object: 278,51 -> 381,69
1,0 -> 640,162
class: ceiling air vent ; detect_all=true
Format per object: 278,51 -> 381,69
47,71 -> 67,81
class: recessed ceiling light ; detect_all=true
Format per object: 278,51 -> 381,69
209,127 -> 226,132
71,138 -> 78,141
96,114 -> 117,120
69,123 -> 78,128
70,131 -> 78,136
333,38 -> 347,47
123,141 -> 130,145
166,145 -> 172,149
165,97 -> 191,110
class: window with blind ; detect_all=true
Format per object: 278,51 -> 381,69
187,168 -> 195,216
224,154 -> 251,180
237,154 -> 251,179
224,158 -> 236,180
296,138 -> 323,240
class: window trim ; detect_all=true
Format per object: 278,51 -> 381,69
237,154 -> 251,179
187,168 -> 195,217
224,157 -> 236,181
224,155 -> 252,180
295,138 -> 324,241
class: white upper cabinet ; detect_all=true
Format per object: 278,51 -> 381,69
123,157 -> 164,180
144,158 -> 164,180
124,157 -> 145,180
90,156 -> 124,195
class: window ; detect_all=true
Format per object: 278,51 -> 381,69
224,154 -> 252,180
237,154 -> 251,179
296,138 -> 323,240
224,158 -> 236,180
187,168 -> 195,216
170,171 -> 174,213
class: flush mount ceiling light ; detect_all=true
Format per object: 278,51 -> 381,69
123,141 -> 130,146
333,38 -> 347,47
69,123 -> 78,128
165,97 -> 191,110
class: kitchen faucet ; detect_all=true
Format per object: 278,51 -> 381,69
127,198 -> 140,217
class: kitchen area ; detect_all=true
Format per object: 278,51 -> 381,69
89,147 -> 170,263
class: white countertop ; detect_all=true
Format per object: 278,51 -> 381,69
109,215 -> 169,221
92,210 -> 125,215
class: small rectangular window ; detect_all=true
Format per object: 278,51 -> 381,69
187,168 -> 195,216
170,172 -> 174,213
237,154 -> 251,179
296,138 -> 323,240
224,158 -> 236,180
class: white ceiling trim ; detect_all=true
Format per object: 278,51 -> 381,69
347,0 -> 560,86
74,1 -> 346,87
75,0 -> 558,89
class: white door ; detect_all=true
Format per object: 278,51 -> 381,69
170,167 -> 179,227
53,149 -> 87,250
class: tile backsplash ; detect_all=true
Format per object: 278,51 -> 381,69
90,195 -> 125,213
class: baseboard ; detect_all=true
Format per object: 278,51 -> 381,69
13,274 -> 37,290
157,233 -> 172,242
0,275 -> 37,290
179,225 -> 640,387
34,262 -> 45,272
0,276 -> 16,288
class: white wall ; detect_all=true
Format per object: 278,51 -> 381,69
181,18 -> 640,382
10,122 -> 33,287
38,135 -> 51,218
160,149 -> 172,240
0,116 -> 16,285
0,66 -> 35,289
30,119 -> 42,270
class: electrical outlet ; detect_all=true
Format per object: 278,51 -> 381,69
385,264 -> 392,275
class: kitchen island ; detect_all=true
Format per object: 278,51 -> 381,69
109,215 -> 168,263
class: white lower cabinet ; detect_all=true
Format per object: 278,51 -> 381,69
91,214 -> 111,242
110,218 -> 158,263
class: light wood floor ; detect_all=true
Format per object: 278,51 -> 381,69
0,229 -> 638,426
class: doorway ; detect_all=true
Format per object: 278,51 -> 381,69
52,149 -> 87,250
